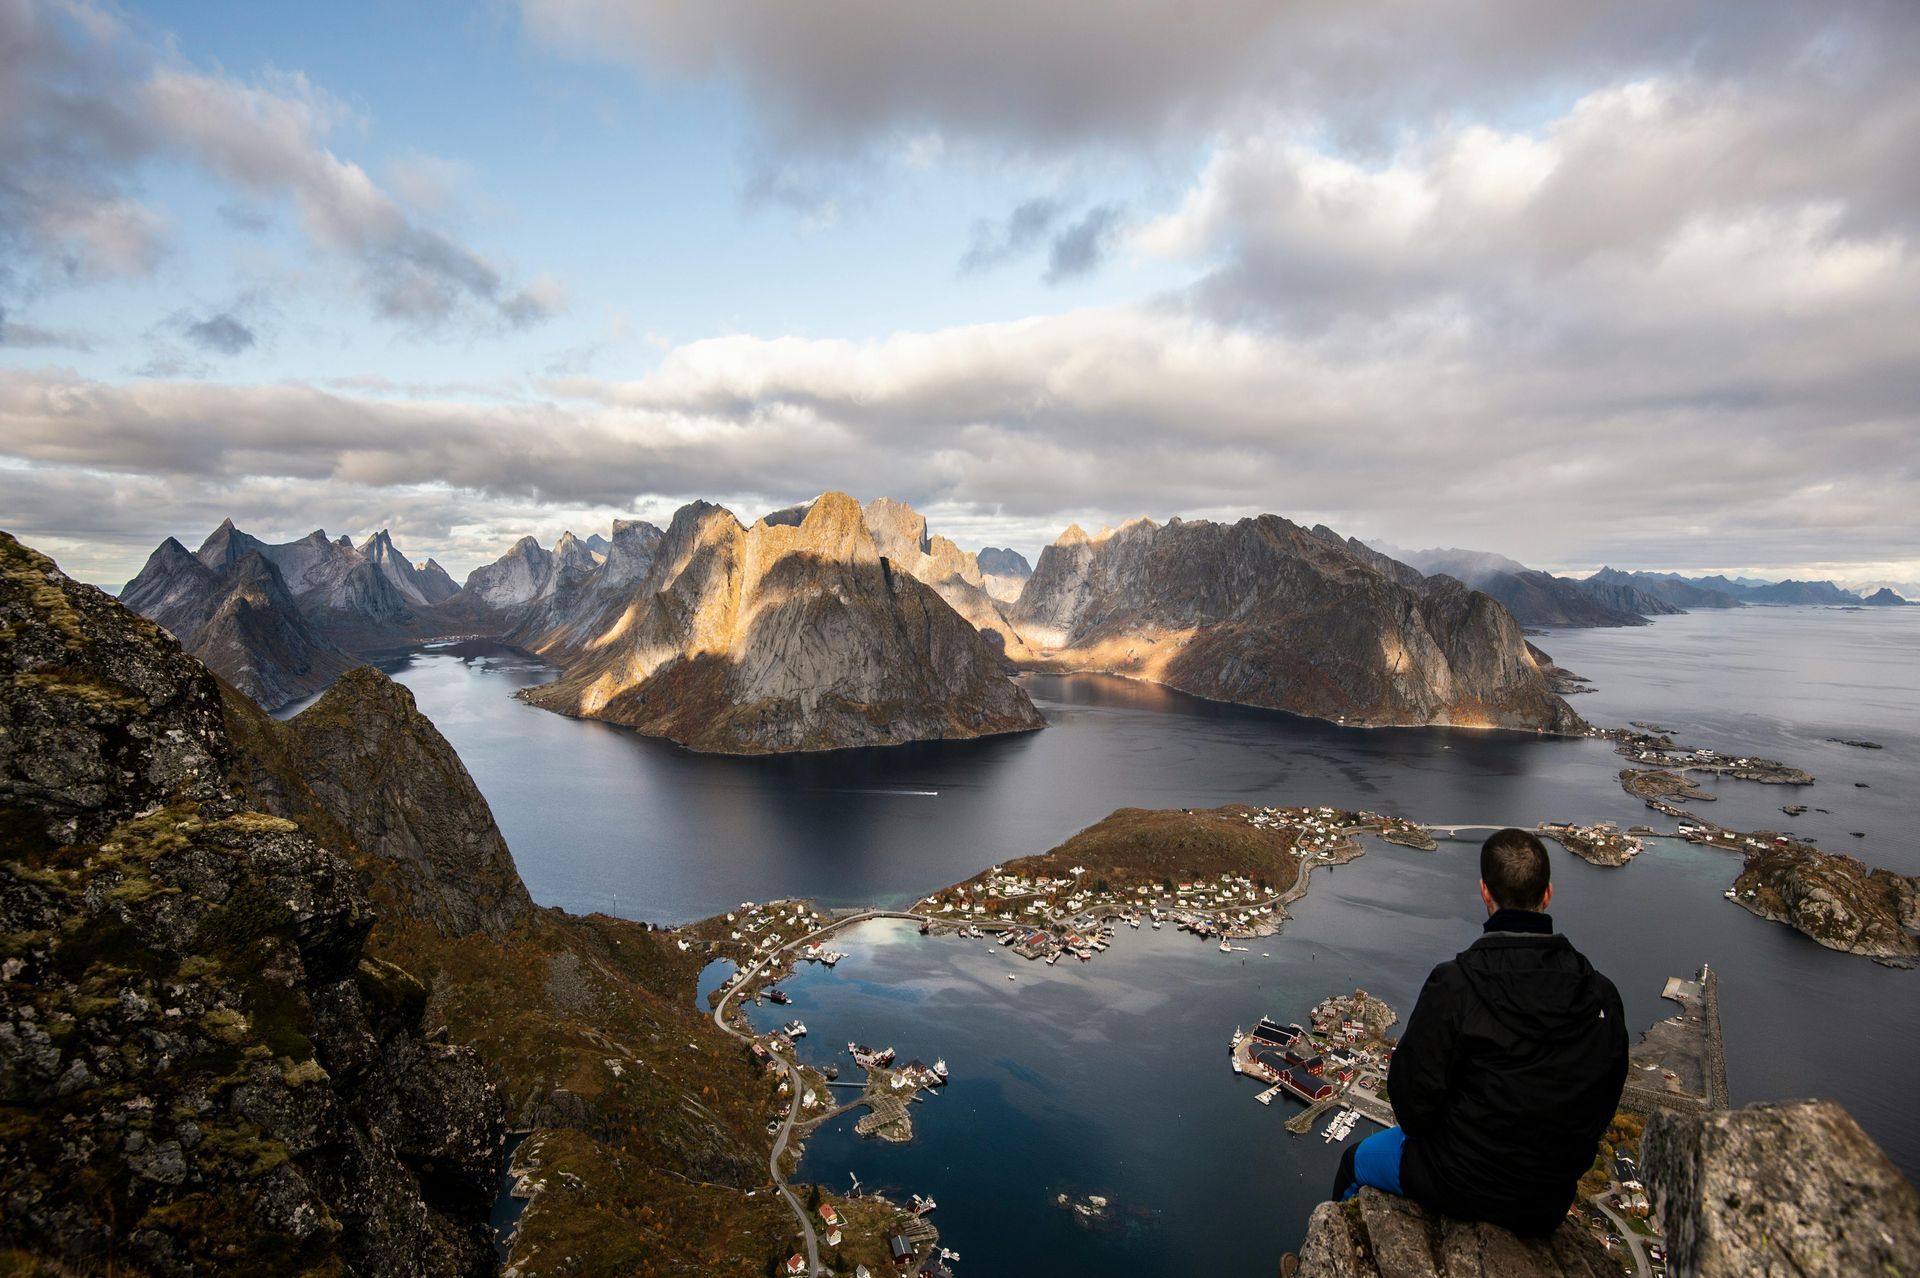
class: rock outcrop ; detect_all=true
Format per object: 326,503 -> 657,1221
0,531 -> 502,1276
864,497 -> 1034,661
1641,1099 -> 1920,1276
120,536 -> 357,710
1295,1189 -> 1617,1277
1732,841 -> 1920,965
271,669 -> 534,939
522,493 -> 1044,752
1012,516 -> 1584,731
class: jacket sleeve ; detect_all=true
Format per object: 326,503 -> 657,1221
1388,963 -> 1464,1139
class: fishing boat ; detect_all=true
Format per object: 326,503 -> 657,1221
932,1058 -> 948,1081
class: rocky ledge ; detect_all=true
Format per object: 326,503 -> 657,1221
1292,1188 -> 1616,1277
1643,1099 -> 1920,1276
1293,1099 -> 1920,1277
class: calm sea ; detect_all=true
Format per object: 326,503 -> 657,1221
365,605 -> 1916,1275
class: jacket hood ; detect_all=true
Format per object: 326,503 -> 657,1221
1455,933 -> 1612,1044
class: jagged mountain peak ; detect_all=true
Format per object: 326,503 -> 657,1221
864,496 -> 933,561
521,492 -> 1042,752
1056,523 -> 1092,546
753,490 -> 876,565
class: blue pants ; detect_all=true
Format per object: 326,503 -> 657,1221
1334,1126 -> 1406,1200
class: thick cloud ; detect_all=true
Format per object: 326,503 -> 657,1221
1135,60 -> 1920,332
516,0 -> 1870,155
6,256 -> 1914,586
0,0 -> 553,329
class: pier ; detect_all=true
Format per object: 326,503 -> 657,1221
1619,964 -> 1727,1116
1284,1096 -> 1340,1135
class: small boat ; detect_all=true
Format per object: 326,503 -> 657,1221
1007,973 -> 1017,982
1151,920 -> 1162,929
1219,941 -> 1233,953
932,1058 -> 948,1080
784,1020 -> 807,1038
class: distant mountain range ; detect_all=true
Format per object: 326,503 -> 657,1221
110,500 -> 1907,749
1368,546 -> 1910,626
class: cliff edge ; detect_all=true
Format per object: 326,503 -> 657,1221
1642,1099 -> 1920,1277
1292,1099 -> 1919,1278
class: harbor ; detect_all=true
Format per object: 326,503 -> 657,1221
1230,990 -> 1402,1141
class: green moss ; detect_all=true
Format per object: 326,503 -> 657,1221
210,812 -> 300,835
12,671 -> 148,714
0,535 -> 90,649
193,882 -> 296,955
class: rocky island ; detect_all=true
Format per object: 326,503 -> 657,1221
1730,840 -> 1919,966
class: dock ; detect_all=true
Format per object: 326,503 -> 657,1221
1284,1096 -> 1340,1135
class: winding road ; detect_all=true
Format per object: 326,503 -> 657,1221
709,909 -> 928,1278
1588,1192 -> 1653,1278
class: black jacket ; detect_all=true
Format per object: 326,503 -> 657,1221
1389,912 -> 1628,1236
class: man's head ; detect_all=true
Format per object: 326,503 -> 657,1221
1479,828 -> 1553,914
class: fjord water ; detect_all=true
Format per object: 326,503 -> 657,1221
378,608 -> 1918,1272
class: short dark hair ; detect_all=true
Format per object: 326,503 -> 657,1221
1480,828 -> 1551,910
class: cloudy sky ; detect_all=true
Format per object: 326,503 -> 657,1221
3,0 -> 1916,590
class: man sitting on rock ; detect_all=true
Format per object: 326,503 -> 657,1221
1331,828 -> 1628,1236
